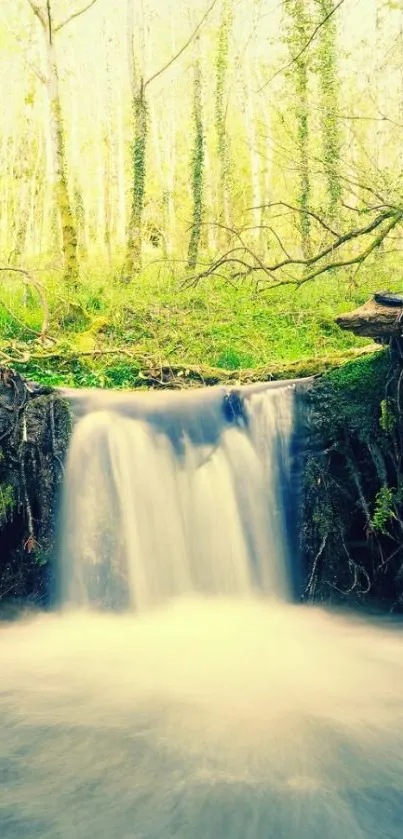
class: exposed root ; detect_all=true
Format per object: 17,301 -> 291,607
302,348 -> 403,610
0,367 -> 71,604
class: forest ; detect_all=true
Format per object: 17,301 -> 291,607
0,0 -> 402,386
4,8 -> 403,835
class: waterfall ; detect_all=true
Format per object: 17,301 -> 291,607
58,382 -> 299,609
2,379 -> 403,839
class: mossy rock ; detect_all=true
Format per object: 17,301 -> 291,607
0,370 -> 71,605
308,351 -> 390,441
302,348 -> 403,610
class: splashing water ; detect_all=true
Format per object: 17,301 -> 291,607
1,382 -> 403,839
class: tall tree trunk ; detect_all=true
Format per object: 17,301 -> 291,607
116,87 -> 127,246
315,0 -> 341,217
69,80 -> 87,259
103,134 -> 113,265
24,0 -> 101,280
150,103 -> 169,259
242,62 -> 262,247
123,0 -> 147,280
215,0 -> 232,240
45,38 -> 79,282
187,45 -> 204,270
285,0 -> 312,259
27,132 -> 44,256
123,82 -> 147,279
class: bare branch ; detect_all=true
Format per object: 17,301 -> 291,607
295,215 -> 402,287
46,0 -> 52,43
266,209 -> 399,273
267,227 -> 292,260
258,0 -> 346,92
0,12 -> 47,83
247,202 -> 341,237
25,0 -> 47,28
188,209 -> 403,290
204,220 -> 274,277
145,0 -> 219,89
54,0 -> 99,33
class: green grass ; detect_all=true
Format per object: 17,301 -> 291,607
0,255 -> 398,388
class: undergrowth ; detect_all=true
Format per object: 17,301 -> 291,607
0,256 -> 399,388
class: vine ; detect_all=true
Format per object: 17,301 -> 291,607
187,49 -> 205,269
124,82 -> 148,279
315,0 -> 342,217
284,0 -> 312,258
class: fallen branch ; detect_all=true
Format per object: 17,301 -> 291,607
185,209 -> 403,288
0,342 -> 382,387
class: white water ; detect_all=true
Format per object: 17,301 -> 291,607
1,601 -> 403,838
1,382 -> 403,838
59,385 -> 295,608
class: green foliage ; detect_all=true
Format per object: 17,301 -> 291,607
380,398 -> 396,433
133,90 -> 148,222
125,86 -> 148,275
214,348 -> 254,369
1,262 -> 388,389
33,547 -> 51,567
371,486 -> 397,534
0,483 -> 15,525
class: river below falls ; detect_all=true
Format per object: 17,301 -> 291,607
1,597 -> 403,838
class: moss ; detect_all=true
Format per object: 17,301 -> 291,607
309,351 -> 390,440
371,486 -> 399,535
302,347 -> 403,610
0,483 -> 15,526
380,398 -> 396,433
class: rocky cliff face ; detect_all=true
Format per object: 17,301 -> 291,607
303,296 -> 403,611
0,369 -> 70,609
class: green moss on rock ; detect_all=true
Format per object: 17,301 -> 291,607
303,348 -> 403,610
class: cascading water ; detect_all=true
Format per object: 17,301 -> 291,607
58,382 -> 297,609
1,380 -> 403,839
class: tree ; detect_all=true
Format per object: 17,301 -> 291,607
215,0 -> 233,238
187,39 -> 205,269
315,0 -> 342,217
284,0 -> 313,259
23,1 -> 99,282
123,0 -> 219,280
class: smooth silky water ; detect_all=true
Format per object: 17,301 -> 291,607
1,382 -> 403,838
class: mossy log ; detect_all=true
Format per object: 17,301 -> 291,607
336,294 -> 403,338
0,368 -> 70,608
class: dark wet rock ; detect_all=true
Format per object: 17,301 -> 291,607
0,368 -> 70,605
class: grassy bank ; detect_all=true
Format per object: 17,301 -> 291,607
0,260 -> 394,388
